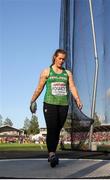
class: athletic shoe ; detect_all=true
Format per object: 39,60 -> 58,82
48,155 -> 59,168
48,155 -> 59,164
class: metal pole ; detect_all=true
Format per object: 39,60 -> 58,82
88,0 -> 99,150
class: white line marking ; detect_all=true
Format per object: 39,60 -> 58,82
0,158 -> 110,162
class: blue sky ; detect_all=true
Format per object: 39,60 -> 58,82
0,0 -> 61,128
0,0 -> 110,129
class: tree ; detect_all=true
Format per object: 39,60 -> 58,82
27,115 -> 40,135
0,114 -> 3,127
23,117 -> 31,134
3,117 -> 13,126
93,112 -> 101,127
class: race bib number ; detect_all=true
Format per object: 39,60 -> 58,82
51,82 -> 67,96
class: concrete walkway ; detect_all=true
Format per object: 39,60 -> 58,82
0,158 -> 110,179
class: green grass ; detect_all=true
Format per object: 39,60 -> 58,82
97,145 -> 110,152
1,143 -> 110,152
0,143 -> 48,151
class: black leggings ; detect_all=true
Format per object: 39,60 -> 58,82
43,102 -> 69,153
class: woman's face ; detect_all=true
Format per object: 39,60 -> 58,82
54,53 -> 66,68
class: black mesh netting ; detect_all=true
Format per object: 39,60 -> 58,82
59,0 -> 110,150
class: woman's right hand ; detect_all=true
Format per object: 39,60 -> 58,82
30,101 -> 37,114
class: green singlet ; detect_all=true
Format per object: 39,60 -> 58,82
44,67 -> 69,105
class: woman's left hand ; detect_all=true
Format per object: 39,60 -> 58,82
76,98 -> 83,110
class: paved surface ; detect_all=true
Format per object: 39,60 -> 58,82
0,158 -> 110,179
0,150 -> 110,179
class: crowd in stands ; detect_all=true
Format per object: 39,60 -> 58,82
65,131 -> 110,144
1,131 -> 110,145
0,136 -> 31,144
